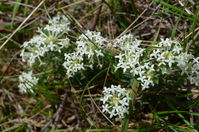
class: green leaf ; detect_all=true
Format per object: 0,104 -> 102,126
157,110 -> 199,116
171,19 -> 179,40
121,117 -> 129,132
12,0 -> 22,27
153,0 -> 199,22
121,79 -> 137,132
80,68 -> 108,104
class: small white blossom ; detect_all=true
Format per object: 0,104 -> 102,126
63,52 -> 84,78
101,85 -> 131,119
18,71 -> 38,93
39,15 -> 71,51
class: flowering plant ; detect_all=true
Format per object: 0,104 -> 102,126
18,15 -> 199,120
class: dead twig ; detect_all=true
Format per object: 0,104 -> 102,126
117,1 -> 154,38
90,0 -> 104,31
53,87 -> 69,129
0,0 -> 46,50
186,30 -> 199,52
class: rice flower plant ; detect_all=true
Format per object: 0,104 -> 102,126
101,85 -> 131,119
19,13 -> 199,100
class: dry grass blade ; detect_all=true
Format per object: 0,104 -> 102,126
0,0 -> 46,50
117,1 -> 153,38
57,0 -> 84,10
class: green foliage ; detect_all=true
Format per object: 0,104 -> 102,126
154,0 -> 199,22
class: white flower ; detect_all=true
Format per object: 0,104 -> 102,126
20,35 -> 47,66
76,30 -> 107,60
20,15 -> 70,66
44,15 -> 70,34
114,34 -> 143,51
63,52 -> 84,78
150,38 -> 183,71
38,28 -> 70,52
113,34 -> 156,89
18,71 -> 38,93
150,38 -> 199,86
114,34 -> 144,72
39,15 -> 71,52
134,62 -> 155,89
101,85 -> 131,119
188,57 -> 199,86
113,34 -> 135,49
176,53 -> 194,75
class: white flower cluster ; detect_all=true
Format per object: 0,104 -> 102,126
188,57 -> 199,86
20,35 -> 46,66
150,38 -> 183,70
114,34 -> 144,72
114,34 -> 155,89
175,52 -> 194,75
101,85 -> 131,119
76,30 -> 106,60
62,30 -> 107,77
133,62 -> 155,89
20,15 -> 70,66
63,52 -> 84,78
18,71 -> 38,93
150,38 -> 199,86
43,15 -> 70,34
114,37 -> 199,89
